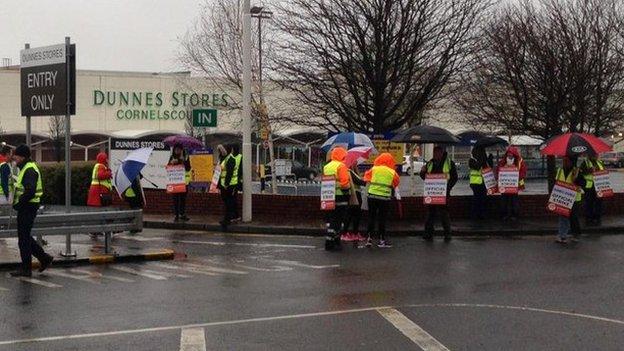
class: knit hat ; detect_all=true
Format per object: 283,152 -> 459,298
14,144 -> 31,158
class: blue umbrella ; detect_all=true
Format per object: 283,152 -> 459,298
113,147 -> 153,198
321,132 -> 376,152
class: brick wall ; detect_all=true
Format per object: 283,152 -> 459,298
115,189 -> 624,220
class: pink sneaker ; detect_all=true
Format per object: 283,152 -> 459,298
341,232 -> 353,241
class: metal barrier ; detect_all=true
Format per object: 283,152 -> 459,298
0,208 -> 143,254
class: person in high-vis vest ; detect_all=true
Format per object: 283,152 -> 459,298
219,144 -> 242,231
323,147 -> 351,250
468,146 -> 491,220
87,152 -> 113,207
0,146 -> 13,205
168,144 -> 192,222
580,155 -> 605,226
555,156 -> 585,244
123,175 -> 144,210
363,153 -> 400,248
10,145 -> 53,277
496,146 -> 527,220
419,146 -> 458,242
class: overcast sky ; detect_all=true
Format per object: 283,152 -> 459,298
0,0 -> 203,72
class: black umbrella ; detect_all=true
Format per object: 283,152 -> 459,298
474,136 -> 508,148
391,125 -> 460,144
457,131 -> 486,146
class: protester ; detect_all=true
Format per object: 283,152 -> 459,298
0,146 -> 13,204
580,154 -> 605,226
87,152 -> 113,207
363,153 -> 400,248
420,146 -> 458,242
10,145 -> 53,277
468,146 -> 490,220
123,175 -> 144,209
342,163 -> 366,242
168,144 -> 192,222
497,146 -> 527,220
219,144 -> 242,231
323,147 -> 351,250
555,156 -> 585,244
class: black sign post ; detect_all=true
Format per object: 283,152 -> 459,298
20,38 -> 76,257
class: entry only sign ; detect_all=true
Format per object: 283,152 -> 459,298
20,43 -> 76,116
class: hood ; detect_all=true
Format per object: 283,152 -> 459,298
374,153 -> 396,169
96,152 -> 108,164
505,146 -> 520,158
330,147 -> 347,162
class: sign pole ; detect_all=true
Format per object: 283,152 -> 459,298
61,36 -> 75,257
24,43 -> 31,149
242,0 -> 253,222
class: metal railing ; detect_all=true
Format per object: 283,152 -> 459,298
0,207 -> 143,254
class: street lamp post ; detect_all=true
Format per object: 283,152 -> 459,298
242,0 -> 253,222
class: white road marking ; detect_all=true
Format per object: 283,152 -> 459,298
115,235 -> 162,242
377,308 -> 450,351
179,327 -> 206,351
180,261 -> 247,275
148,262 -> 220,276
69,269 -> 135,283
109,266 -> 168,280
0,305 -> 392,346
45,270 -> 101,284
0,286 -> 8,291
2,303 -> 624,346
141,268 -> 190,279
261,259 -> 339,269
7,274 -> 62,288
173,239 -> 316,249
200,258 -> 293,272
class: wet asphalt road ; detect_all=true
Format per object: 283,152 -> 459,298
1,229 -> 624,350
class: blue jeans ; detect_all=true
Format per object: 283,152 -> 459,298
558,203 -> 581,239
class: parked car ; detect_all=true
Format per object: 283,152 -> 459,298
601,152 -> 624,168
401,155 -> 426,175
265,160 -> 319,180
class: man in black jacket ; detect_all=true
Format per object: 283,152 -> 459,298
420,146 -> 458,242
10,145 -> 53,277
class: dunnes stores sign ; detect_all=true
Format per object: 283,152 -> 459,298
93,90 -> 230,121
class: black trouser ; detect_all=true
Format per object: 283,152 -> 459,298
328,195 -> 350,238
425,205 -> 451,238
570,202 -> 581,236
126,196 -> 143,209
343,192 -> 362,233
220,186 -> 239,224
172,192 -> 187,217
17,204 -> 47,272
367,197 -> 389,240
584,187 -> 602,222
502,194 -> 519,218
470,184 -> 487,219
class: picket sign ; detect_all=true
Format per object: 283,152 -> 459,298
423,174 -> 447,205
209,165 -> 222,193
482,167 -> 498,195
593,170 -> 614,198
498,166 -> 519,194
320,176 -> 336,211
547,181 -> 578,217
165,165 -> 186,194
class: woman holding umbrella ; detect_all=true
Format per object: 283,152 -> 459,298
541,133 -> 612,244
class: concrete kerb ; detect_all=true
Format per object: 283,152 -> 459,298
143,220 -> 624,237
0,249 -> 176,272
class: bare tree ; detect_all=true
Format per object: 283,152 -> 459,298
272,0 -> 493,133
456,0 -> 624,139
48,115 -> 66,163
455,0 -> 624,186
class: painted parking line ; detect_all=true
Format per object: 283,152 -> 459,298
179,327 -> 206,351
45,270 -> 102,285
70,269 -> 135,283
6,274 -> 63,288
173,239 -> 316,249
377,308 -> 450,351
109,266 -> 168,281
148,262 -> 221,277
